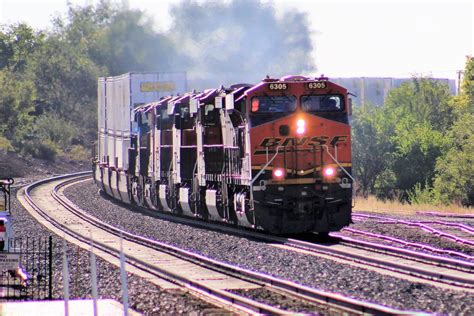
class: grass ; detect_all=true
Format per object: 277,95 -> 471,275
354,195 -> 473,215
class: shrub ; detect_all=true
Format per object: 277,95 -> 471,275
0,136 -> 13,152
22,138 -> 59,161
407,182 -> 435,205
67,145 -> 90,161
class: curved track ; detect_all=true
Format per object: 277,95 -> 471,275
18,172 -> 419,315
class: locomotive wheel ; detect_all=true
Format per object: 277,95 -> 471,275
316,232 -> 330,241
131,176 -> 145,206
165,185 -> 177,212
150,183 -> 159,209
127,176 -> 133,203
197,188 -> 209,219
137,176 -> 145,206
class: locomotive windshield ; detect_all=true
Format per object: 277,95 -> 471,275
301,95 -> 343,112
251,95 -> 297,113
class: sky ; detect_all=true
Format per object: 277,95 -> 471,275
0,0 -> 472,79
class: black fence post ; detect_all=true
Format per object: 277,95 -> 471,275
48,236 -> 53,300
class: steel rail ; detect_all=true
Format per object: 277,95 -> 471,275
47,172 -> 423,315
338,227 -> 474,262
282,237 -> 474,288
81,174 -> 474,291
417,211 -> 474,219
353,213 -> 474,247
23,173 -> 287,315
78,173 -> 474,289
413,221 -> 474,235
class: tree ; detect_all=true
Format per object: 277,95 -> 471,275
27,36 -> 102,131
353,77 -> 453,201
0,23 -> 44,72
384,77 -> 454,131
0,71 -> 36,140
432,56 -> 474,206
352,103 -> 393,197
53,1 -> 176,76
0,24 -> 42,143
432,113 -> 474,205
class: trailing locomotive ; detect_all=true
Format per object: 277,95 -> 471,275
93,73 -> 353,234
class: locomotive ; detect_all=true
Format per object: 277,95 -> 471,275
93,73 -> 353,234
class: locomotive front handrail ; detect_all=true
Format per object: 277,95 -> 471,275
322,145 -> 355,182
250,146 -> 283,185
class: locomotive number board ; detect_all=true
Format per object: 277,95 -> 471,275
268,83 -> 288,90
307,81 -> 327,89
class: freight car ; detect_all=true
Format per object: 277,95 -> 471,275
93,73 -> 353,234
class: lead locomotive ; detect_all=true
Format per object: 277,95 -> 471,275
93,73 -> 353,234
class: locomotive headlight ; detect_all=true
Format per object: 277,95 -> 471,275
296,119 -> 306,135
273,168 -> 285,180
323,166 -> 335,178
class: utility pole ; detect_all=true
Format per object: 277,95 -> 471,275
456,70 -> 464,95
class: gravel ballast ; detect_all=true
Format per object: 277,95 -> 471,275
62,180 -> 474,315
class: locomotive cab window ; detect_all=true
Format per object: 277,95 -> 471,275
251,96 -> 297,113
301,95 -> 344,112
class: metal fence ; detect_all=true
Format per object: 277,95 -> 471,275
0,236 -> 53,300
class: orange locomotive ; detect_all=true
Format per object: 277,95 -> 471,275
247,75 -> 353,233
93,74 -> 353,234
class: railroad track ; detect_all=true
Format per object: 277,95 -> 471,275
417,211 -> 474,219
120,195 -> 474,291
55,173 -> 473,292
339,227 -> 474,261
292,234 -> 474,289
353,213 -> 474,248
17,172 -> 420,315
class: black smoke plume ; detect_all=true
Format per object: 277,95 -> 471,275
168,0 -> 316,89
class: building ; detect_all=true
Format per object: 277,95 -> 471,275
331,77 -> 456,106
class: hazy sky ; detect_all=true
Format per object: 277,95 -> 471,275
1,0 -> 472,79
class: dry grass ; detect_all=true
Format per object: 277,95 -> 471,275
354,195 -> 473,215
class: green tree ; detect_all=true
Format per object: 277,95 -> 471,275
0,71 -> 36,140
432,113 -> 474,205
384,77 -> 454,131
432,56 -> 474,206
54,1 -> 176,76
0,23 -> 44,72
27,36 -> 102,137
352,103 -> 393,197
0,24 -> 42,144
354,77 -> 453,201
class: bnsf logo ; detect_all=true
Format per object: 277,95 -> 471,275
254,136 -> 348,155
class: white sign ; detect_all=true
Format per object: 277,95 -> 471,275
0,253 -> 20,270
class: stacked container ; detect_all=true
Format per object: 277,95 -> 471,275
97,72 -> 187,171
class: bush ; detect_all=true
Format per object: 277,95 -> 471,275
407,182 -> 435,205
66,145 -> 90,161
22,138 -> 59,161
0,136 -> 13,152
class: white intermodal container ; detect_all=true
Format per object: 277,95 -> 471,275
97,72 -> 187,170
98,78 -> 107,164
